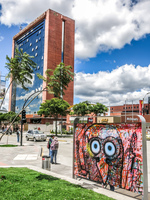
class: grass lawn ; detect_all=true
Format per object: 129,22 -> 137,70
0,144 -> 18,147
0,168 -> 114,200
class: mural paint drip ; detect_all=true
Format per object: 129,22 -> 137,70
74,123 -> 143,194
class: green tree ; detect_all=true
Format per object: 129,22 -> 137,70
37,98 -> 70,135
89,103 -> 108,122
71,101 -> 108,122
89,103 -> 108,115
71,101 -> 91,116
0,48 -> 36,109
0,111 -> 20,135
37,62 -> 74,98
0,113 -> 7,122
5,111 -> 21,123
0,111 -> 20,123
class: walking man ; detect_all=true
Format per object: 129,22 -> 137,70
47,135 -> 54,157
50,137 -> 59,164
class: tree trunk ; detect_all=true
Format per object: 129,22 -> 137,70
95,112 -> 97,123
55,116 -> 58,136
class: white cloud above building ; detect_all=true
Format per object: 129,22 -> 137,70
1,0 -> 150,107
75,64 -> 150,105
1,0 -> 150,60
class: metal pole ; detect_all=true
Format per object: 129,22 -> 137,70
142,97 -> 144,116
61,116 -> 63,135
125,100 -> 126,123
20,119 -> 23,146
142,92 -> 150,115
60,65 -> 63,136
132,100 -> 133,122
72,117 -> 79,179
60,21 -> 65,136
20,88 -> 48,146
138,115 -> 148,200
0,89 -> 47,141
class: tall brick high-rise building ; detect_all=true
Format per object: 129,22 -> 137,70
9,9 -> 75,119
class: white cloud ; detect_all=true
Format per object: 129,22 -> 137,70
16,84 -> 43,101
0,0 -> 73,26
75,64 -> 150,105
1,0 -> 150,59
73,0 -> 150,59
17,73 -> 35,89
1,87 -> 9,111
0,36 -> 4,42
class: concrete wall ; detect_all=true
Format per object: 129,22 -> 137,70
26,122 -> 61,134
97,116 -> 121,123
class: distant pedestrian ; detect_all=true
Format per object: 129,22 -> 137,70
50,137 -> 59,164
47,135 -> 54,157
2,124 -> 5,133
16,127 -> 20,142
4,125 -> 7,133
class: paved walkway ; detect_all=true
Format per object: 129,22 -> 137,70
0,134 -> 149,200
13,154 -> 38,160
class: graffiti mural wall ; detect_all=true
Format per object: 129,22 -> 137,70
74,123 -> 143,194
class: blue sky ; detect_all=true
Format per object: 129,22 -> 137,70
76,36 -> 150,73
1,0 -> 150,109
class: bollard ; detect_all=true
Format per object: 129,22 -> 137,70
42,155 -> 51,170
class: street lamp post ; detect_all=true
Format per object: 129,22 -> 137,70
142,92 -> 150,115
20,88 -> 47,146
132,100 -> 133,122
0,88 -> 47,142
125,99 -> 127,123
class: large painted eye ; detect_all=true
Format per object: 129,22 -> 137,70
104,142 -> 115,157
91,140 -> 101,155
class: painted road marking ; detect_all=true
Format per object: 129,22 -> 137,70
26,154 -> 38,160
13,154 -> 38,160
14,154 -> 28,160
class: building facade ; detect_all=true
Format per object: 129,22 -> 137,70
110,100 -> 150,122
9,9 -> 75,117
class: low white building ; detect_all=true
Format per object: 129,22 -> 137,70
0,107 -> 7,113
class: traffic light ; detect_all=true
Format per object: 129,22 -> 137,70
22,110 -> 26,123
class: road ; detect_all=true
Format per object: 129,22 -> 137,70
0,133 -> 73,177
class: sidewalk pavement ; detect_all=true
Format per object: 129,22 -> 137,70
0,135 -> 149,200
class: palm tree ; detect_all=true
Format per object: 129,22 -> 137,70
0,48 -> 36,109
37,62 -> 74,99
37,62 -> 74,135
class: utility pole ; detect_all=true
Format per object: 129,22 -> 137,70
20,110 -> 26,146
142,92 -> 150,115
125,100 -> 126,123
60,21 -> 65,135
132,100 -> 133,122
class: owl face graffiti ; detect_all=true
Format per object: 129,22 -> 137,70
86,127 -> 124,187
74,123 -> 143,194
89,136 -> 122,161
